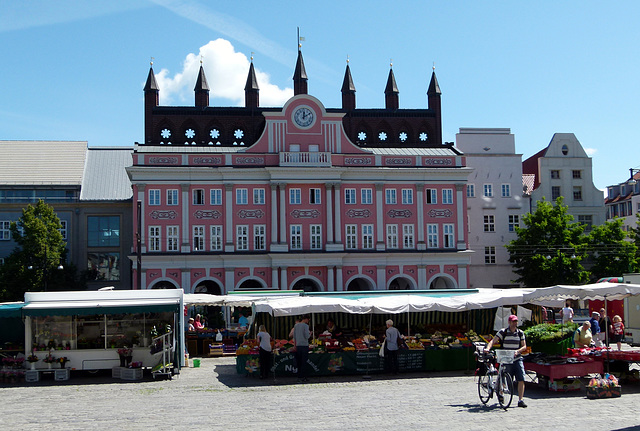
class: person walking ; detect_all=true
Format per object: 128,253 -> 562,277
293,315 -> 311,382
257,325 -> 272,380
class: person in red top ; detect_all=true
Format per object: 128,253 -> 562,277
194,314 -> 205,330
612,315 -> 624,351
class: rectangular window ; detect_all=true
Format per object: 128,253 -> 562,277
443,224 -> 454,248
236,188 -> 248,205
290,225 -> 302,250
193,189 -> 205,205
193,226 -> 205,251
385,189 -> 397,205
402,224 -> 415,249
289,188 -> 301,205
345,188 -> 357,204
573,186 -> 582,201
253,225 -> 266,250
427,224 -> 438,248
483,184 -> 493,197
386,224 -> 398,249
253,188 -> 265,205
148,226 -> 160,252
501,184 -> 511,197
508,215 -> 520,232
442,189 -> 453,204
552,186 -> 561,200
167,189 -> 179,206
59,220 -> 68,241
149,189 -> 161,206
485,246 -> 496,264
346,224 -> 357,249
551,170 -> 561,179
236,225 -> 248,251
467,184 -> 475,198
87,216 -> 120,247
167,226 -> 179,252
309,188 -> 321,204
361,189 -> 372,205
483,215 -> 495,232
210,189 -> 222,206
210,225 -> 223,251
362,224 -> 374,249
426,188 -> 437,204
87,252 -> 120,281
0,221 -> 10,240
578,215 -> 593,231
310,225 -> 322,250
572,170 -> 582,179
401,189 -> 413,205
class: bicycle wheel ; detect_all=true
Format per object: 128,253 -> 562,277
498,372 -> 514,410
477,372 -> 492,404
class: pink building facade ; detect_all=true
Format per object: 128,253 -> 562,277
128,52 -> 472,293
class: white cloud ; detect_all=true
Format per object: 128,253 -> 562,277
585,148 -> 597,156
155,39 -> 293,107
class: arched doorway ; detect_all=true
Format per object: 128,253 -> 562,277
292,278 -> 320,292
389,277 -> 413,290
347,277 -> 373,291
194,280 -> 222,295
150,280 -> 178,289
429,276 -> 456,289
192,280 -> 224,328
237,279 -> 266,290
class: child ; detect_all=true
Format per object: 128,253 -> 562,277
612,315 -> 625,351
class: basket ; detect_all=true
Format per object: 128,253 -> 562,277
495,349 -> 515,364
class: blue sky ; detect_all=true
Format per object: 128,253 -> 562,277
1,0 -> 638,190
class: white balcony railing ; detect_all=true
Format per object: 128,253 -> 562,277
279,152 -> 332,167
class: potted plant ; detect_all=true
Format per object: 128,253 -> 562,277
26,352 -> 39,370
42,352 -> 57,369
117,347 -> 133,367
57,356 -> 69,369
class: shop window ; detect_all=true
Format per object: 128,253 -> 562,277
87,252 -> 120,281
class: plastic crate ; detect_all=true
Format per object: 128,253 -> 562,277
54,369 -> 70,381
495,349 -> 515,364
112,366 -> 123,379
120,368 -> 143,381
25,370 -> 39,382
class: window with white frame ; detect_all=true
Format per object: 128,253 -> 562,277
467,184 -> 475,198
401,189 -> 414,205
236,225 -> 248,251
485,246 -> 496,264
167,225 -> 179,252
386,224 -> 398,249
385,189 -> 397,205
484,215 -> 495,232
426,188 -> 437,204
253,225 -> 266,250
346,224 -> 357,249
193,189 -> 205,205
309,188 -> 321,204
483,184 -> 493,197
253,188 -> 265,205
402,224 -> 415,249
59,220 -> 67,241
442,189 -> 453,204
193,225 -> 205,251
501,184 -> 511,197
310,225 -> 322,250
290,225 -> 302,250
361,188 -> 372,204
0,221 -> 10,240
362,224 -> 374,249
210,225 -> 223,251
443,224 -> 454,248
149,189 -> 161,206
508,215 -> 520,232
345,188 -> 357,204
236,188 -> 248,205
148,226 -> 161,252
289,188 -> 301,205
427,224 -> 438,248
167,189 -> 179,206
210,189 -> 222,205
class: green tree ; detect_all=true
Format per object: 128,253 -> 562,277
0,200 -> 84,301
629,213 -> 640,268
586,218 -> 638,280
506,197 -> 589,287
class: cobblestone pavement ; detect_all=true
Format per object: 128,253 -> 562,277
2,356 -> 640,430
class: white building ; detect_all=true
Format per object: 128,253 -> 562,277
605,169 -> 640,232
455,128 -> 528,288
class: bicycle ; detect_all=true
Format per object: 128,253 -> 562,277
474,343 -> 515,410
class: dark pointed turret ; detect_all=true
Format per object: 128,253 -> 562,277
244,61 -> 259,108
194,65 -> 210,108
341,63 -> 356,111
384,67 -> 399,110
427,69 -> 442,145
144,65 -> 159,144
293,50 -> 308,95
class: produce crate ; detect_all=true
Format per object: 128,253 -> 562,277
586,385 -> 621,399
209,344 -> 224,357
25,370 -> 39,382
548,378 -> 581,392
112,366 -> 123,379
120,368 -> 143,381
54,369 -> 70,381
531,337 -> 573,356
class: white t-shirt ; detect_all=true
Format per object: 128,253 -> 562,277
562,306 -> 574,323
257,331 -> 271,351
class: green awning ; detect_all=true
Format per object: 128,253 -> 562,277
0,302 -> 24,318
22,299 -> 180,317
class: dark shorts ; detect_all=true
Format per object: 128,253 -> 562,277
611,333 -> 623,343
505,358 -> 525,382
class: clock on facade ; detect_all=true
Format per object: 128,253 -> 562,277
293,106 -> 315,128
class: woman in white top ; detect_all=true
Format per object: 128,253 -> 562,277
257,325 -> 272,379
560,301 -> 574,323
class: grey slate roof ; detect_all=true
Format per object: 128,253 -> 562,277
0,140 -> 87,185
80,148 -> 133,201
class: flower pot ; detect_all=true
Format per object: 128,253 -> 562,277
119,356 -> 126,367
125,356 -> 133,367
30,362 -> 36,370
47,363 -> 52,369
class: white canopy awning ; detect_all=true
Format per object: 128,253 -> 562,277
522,282 -> 640,306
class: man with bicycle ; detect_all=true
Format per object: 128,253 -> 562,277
485,314 -> 528,408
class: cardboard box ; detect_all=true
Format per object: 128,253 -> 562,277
548,378 -> 581,392
586,385 -> 622,399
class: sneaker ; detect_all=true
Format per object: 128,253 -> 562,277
518,400 -> 527,408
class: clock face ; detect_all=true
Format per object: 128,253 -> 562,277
293,106 -> 315,128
